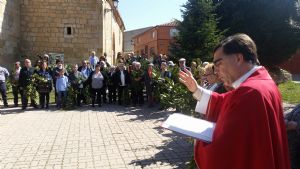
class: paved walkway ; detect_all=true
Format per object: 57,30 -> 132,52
0,105 -> 192,169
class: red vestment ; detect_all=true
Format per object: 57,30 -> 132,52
195,67 -> 290,169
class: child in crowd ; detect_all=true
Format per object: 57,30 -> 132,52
56,69 -> 68,109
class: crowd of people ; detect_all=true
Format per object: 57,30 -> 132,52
0,51 -> 211,110
0,33 -> 299,168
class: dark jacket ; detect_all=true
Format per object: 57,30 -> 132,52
100,68 -> 109,88
52,66 -> 68,86
69,71 -> 85,89
107,71 -> 118,87
285,104 -> 300,169
130,69 -> 144,88
144,69 -> 154,87
36,69 -> 53,93
115,70 -> 131,86
78,66 -> 92,78
19,67 -> 35,88
214,83 -> 227,94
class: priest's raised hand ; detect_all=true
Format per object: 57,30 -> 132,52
178,68 -> 198,93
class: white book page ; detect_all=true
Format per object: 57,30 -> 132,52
161,113 -> 215,142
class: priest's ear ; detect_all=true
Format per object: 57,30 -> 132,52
235,53 -> 245,65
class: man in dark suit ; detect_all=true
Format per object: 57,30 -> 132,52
130,62 -> 144,106
115,63 -> 131,105
19,59 -> 38,110
107,66 -> 118,104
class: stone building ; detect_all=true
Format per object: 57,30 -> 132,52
0,0 -> 125,67
0,0 -> 20,66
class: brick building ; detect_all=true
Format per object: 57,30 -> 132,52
281,49 -> 300,75
0,0 -> 125,67
123,27 -> 153,55
132,20 -> 179,57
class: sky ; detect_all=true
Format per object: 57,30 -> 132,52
118,0 -> 188,31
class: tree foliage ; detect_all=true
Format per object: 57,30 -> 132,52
215,0 -> 300,67
170,0 -> 223,64
158,66 -> 198,115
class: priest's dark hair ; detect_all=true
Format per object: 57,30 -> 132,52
214,33 -> 260,65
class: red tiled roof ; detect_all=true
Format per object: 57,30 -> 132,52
158,20 -> 180,27
132,20 -> 180,39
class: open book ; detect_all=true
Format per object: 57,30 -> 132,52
161,113 -> 216,143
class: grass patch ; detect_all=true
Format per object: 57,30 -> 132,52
6,90 -> 56,104
279,81 -> 300,104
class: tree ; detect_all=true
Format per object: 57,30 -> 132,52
169,0 -> 223,64
215,0 -> 300,67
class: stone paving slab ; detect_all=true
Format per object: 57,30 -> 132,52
0,105 -> 193,169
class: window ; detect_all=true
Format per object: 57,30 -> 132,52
145,45 -> 148,56
152,31 -> 156,39
170,28 -> 179,37
64,25 -> 74,38
67,27 -> 72,35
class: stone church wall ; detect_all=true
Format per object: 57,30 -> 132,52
0,0 -> 20,68
20,0 -> 103,63
0,0 -> 124,67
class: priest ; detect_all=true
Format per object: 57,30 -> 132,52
179,33 -> 290,169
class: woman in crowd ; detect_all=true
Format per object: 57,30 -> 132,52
160,62 -> 171,79
37,61 -> 52,109
144,63 -> 155,107
87,64 -> 104,107
202,63 -> 227,93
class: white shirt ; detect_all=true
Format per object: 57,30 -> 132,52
194,66 -> 261,114
81,67 -> 88,78
14,67 -> 21,81
89,56 -> 99,70
207,83 -> 218,91
231,66 -> 260,89
0,66 -> 9,81
120,71 -> 125,86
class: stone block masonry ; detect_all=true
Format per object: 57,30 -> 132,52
20,0 -> 103,63
0,0 -> 124,67
0,0 -> 20,67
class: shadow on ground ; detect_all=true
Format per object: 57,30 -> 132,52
101,104 -> 193,169
128,127 -> 193,169
0,104 -> 194,168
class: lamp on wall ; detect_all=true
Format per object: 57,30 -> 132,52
113,0 -> 119,8
105,0 -> 119,13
